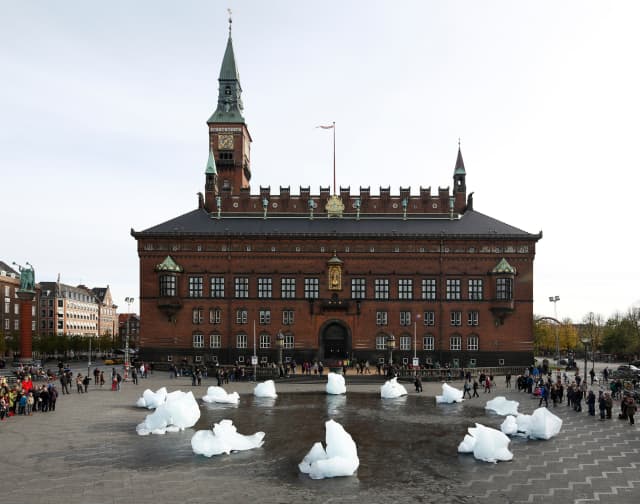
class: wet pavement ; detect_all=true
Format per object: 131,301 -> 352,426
1,369 -> 639,504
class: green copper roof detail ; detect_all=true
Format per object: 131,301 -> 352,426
208,33 -> 245,124
454,147 -> 466,175
205,149 -> 217,175
492,258 -> 516,275
219,36 -> 240,81
155,255 -> 184,273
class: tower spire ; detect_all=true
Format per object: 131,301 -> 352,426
453,140 -> 466,195
208,12 -> 244,124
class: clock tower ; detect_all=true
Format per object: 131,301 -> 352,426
205,16 -> 252,207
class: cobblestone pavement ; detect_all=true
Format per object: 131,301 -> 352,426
1,369 -> 638,504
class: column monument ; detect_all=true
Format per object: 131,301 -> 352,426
13,262 -> 36,362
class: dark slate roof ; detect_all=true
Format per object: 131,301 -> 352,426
133,208 -> 541,240
0,261 -> 19,275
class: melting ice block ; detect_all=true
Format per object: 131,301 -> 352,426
435,383 -> 464,403
254,380 -> 277,398
202,386 -> 240,404
457,423 -> 513,463
136,387 -> 168,409
136,390 -> 200,435
299,419 -> 359,479
485,396 -> 519,416
326,372 -> 346,395
380,377 -> 408,398
502,408 -> 562,440
500,415 -> 518,435
191,419 -> 265,457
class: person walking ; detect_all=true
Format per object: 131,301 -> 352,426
463,379 -> 472,399
538,384 -> 548,407
598,391 -> 606,420
472,379 -> 479,398
414,374 -> 423,393
587,389 -> 596,416
624,396 -> 637,425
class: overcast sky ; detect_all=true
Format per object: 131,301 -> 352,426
2,1 -> 639,322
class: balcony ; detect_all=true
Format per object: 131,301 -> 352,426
157,297 -> 182,322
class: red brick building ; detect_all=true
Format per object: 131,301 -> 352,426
132,28 -> 541,369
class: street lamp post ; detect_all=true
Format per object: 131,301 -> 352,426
276,331 -> 285,370
87,333 -> 92,378
124,297 -> 134,380
549,296 -> 560,359
580,336 -> 590,385
387,333 -> 396,367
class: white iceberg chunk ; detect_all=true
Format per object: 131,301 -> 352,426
135,390 -> 201,435
457,423 -> 513,463
191,419 -> 265,457
508,408 -> 562,440
135,387 -> 168,409
326,372 -> 346,395
435,383 -> 464,403
254,380 -> 277,398
299,419 -> 359,479
380,377 -> 408,398
500,415 -> 519,436
202,386 -> 240,404
485,396 -> 520,416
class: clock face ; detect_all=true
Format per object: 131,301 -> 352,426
218,134 -> 234,150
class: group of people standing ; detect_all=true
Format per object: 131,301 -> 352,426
0,375 -> 59,420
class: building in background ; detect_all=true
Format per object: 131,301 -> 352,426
132,24 -> 542,368
118,313 -> 140,349
0,261 -> 38,356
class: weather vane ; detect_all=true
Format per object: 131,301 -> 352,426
228,8 -> 232,34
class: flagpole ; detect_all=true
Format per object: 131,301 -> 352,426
333,121 -> 336,195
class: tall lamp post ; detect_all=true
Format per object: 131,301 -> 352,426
387,333 -> 396,366
549,296 -> 560,359
413,313 -> 421,373
276,331 -> 285,369
580,336 -> 590,385
124,297 -> 134,380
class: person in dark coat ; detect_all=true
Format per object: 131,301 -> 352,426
587,390 -> 596,416
598,391 -> 606,420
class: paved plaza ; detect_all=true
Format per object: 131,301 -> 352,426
1,366 -> 639,504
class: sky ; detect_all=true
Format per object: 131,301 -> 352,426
2,1 -> 639,322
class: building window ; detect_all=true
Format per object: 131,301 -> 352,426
351,278 -> 366,299
188,276 -> 203,298
210,277 -> 225,298
235,277 -> 249,298
304,277 -> 319,299
423,335 -> 434,351
236,334 -> 248,349
450,311 -> 462,326
193,333 -> 204,348
376,335 -> 387,350
496,278 -> 513,300
14,319 -> 19,330
159,274 -> 176,297
374,279 -> 389,300
376,311 -> 388,326
209,333 -> 221,348
236,309 -> 248,324
468,279 -> 483,300
284,334 -> 294,349
281,278 -> 296,299
467,311 -> 479,326
446,279 -> 461,300
423,311 -> 435,326
400,335 -> 411,351
421,279 -> 437,300
259,333 -> 271,349
398,279 -> 413,300
283,310 -> 294,325
467,335 -> 479,351
450,335 -> 462,351
192,307 -> 203,324
400,311 -> 411,326
259,309 -> 271,325
209,308 -> 221,324
258,278 -> 272,298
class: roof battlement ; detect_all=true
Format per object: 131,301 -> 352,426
208,184 -> 466,217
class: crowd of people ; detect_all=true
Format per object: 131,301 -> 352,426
0,372 -> 59,421
515,365 -> 638,426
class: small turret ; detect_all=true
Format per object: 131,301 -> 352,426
453,141 -> 467,213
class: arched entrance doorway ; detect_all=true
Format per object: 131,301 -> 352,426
320,321 -> 350,360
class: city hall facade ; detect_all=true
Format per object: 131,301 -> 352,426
132,28 -> 541,368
